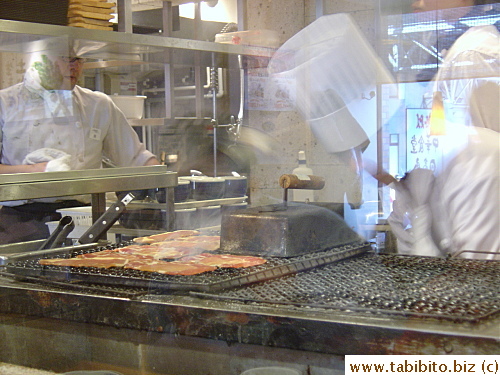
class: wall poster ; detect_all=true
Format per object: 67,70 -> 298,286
406,108 -> 443,173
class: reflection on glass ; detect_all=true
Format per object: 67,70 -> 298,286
375,3 -> 499,259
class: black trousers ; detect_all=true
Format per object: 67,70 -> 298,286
0,201 -> 86,245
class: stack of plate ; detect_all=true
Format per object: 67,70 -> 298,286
67,0 -> 115,31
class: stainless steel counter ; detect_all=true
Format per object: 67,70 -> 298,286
0,166 -> 176,202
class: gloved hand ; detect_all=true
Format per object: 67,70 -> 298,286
23,148 -> 73,172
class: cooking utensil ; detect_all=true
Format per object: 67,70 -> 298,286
223,175 -> 247,198
78,193 -> 135,244
279,173 -> 325,203
4,241 -> 368,292
190,176 -> 226,201
39,216 -> 75,250
220,174 -> 361,257
220,202 -> 362,257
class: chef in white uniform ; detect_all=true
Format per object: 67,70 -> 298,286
430,24 -> 499,260
0,47 -> 159,244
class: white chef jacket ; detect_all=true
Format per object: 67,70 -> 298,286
0,83 -> 154,169
431,127 -> 499,260
0,77 -> 155,206
429,25 -> 499,260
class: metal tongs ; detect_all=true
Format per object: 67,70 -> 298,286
78,192 -> 135,244
38,216 -> 75,250
37,193 -> 135,249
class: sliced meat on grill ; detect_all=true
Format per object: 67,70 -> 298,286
126,261 -> 216,275
179,253 -> 267,268
75,249 -> 118,258
39,256 -> 130,268
112,243 -> 205,259
152,237 -> 220,252
177,235 -> 220,243
177,235 -> 221,250
133,230 -> 201,244
149,246 -> 197,260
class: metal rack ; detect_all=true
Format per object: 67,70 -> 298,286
0,165 -> 177,227
0,19 -> 274,68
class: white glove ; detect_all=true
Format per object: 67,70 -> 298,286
23,148 -> 73,172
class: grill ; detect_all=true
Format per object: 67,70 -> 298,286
193,253 -> 500,322
2,241 -> 370,292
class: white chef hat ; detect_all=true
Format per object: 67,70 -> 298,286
23,37 -> 106,90
268,13 -> 394,153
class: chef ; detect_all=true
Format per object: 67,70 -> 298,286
0,44 -> 159,244
366,17 -> 499,260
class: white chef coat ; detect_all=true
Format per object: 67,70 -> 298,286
387,169 -> 442,258
431,127 -> 499,260
0,74 -> 155,206
0,83 -> 154,169
429,25 -> 499,260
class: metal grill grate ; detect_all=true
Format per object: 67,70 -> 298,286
193,254 -> 500,322
4,241 -> 370,292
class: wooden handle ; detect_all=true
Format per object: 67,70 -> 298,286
279,174 -> 325,190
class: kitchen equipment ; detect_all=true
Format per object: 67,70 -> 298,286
220,174 -> 360,257
197,205 -> 221,228
3,241 -> 368,292
290,151 -> 314,202
174,179 -> 191,202
79,193 -> 135,244
278,173 -> 325,201
221,202 -> 248,214
39,216 -> 75,249
223,175 -> 247,198
156,180 -> 190,203
118,208 -> 163,230
220,202 -> 362,257
191,176 -> 226,201
174,208 -> 197,230
195,253 -> 500,323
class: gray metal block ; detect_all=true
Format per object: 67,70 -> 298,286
220,203 -> 362,257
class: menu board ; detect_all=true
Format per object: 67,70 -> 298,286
406,108 -> 442,173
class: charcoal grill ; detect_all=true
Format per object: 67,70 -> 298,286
1,241 -> 370,292
192,253 -> 500,322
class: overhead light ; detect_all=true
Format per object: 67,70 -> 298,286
430,91 -> 446,136
179,0 -> 237,23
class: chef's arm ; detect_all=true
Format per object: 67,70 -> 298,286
363,159 -> 397,186
0,162 -> 48,174
143,156 -> 160,166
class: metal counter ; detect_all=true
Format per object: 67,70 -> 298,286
0,165 -> 176,201
0,165 -> 177,226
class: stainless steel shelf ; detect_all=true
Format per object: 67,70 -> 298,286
0,19 -> 275,66
0,165 -> 177,202
121,196 -> 247,210
128,118 -> 169,127
175,196 -> 247,209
